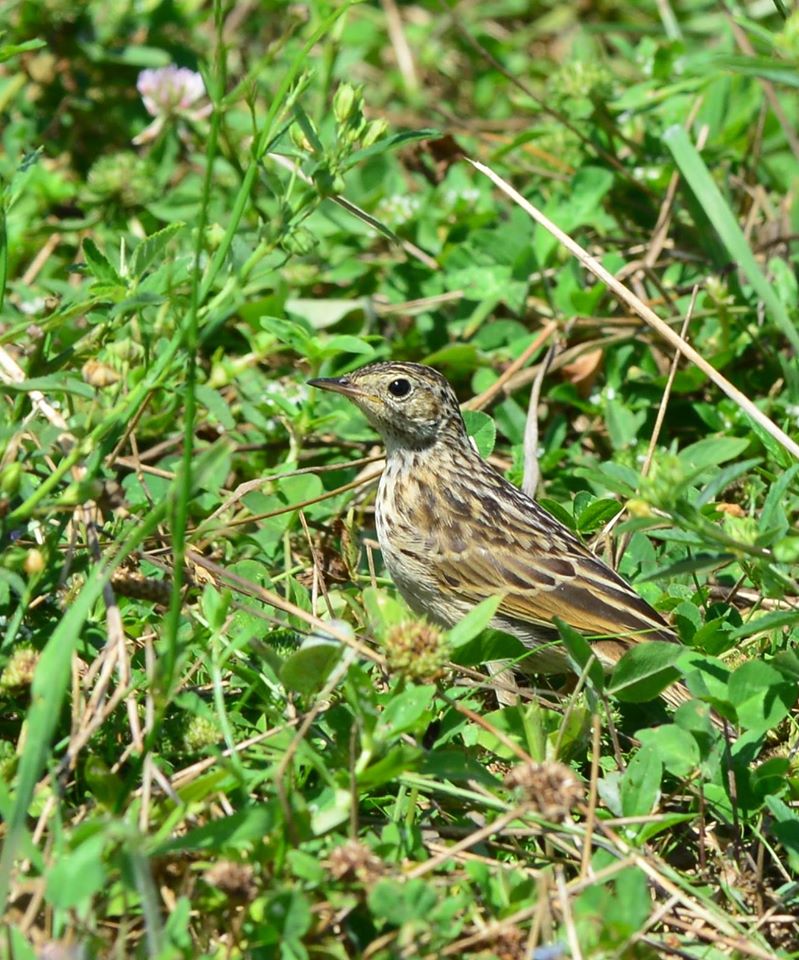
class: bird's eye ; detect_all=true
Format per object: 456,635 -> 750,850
387,378 -> 412,398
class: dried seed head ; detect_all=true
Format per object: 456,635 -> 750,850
325,839 -> 385,884
82,360 -> 121,387
203,861 -> 256,902
37,941 -> 87,960
0,646 -> 39,690
384,620 -> 449,682
504,761 -> 583,822
481,926 -> 526,960
183,716 -> 221,753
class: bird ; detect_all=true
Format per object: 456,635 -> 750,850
309,361 -> 691,710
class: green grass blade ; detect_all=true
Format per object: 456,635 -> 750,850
663,124 -> 799,353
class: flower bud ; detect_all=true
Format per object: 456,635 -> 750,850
289,122 -> 314,153
361,118 -> 388,149
0,463 -> 21,497
24,548 -> 45,576
333,83 -> 358,124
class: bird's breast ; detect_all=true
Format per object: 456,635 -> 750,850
374,463 -> 468,625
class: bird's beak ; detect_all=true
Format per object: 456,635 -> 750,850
307,376 -> 364,398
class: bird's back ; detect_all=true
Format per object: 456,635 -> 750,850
375,444 -> 677,673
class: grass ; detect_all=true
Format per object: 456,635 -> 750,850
1,0 -> 799,956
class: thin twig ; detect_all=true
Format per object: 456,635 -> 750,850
522,339 -> 557,497
556,866 -> 583,960
406,806 -> 529,879
463,321 -> 557,412
579,713 -> 601,879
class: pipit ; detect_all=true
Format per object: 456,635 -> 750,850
310,361 -> 688,710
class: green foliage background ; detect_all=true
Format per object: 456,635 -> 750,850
1,0 -> 799,956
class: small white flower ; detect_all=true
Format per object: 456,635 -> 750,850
443,186 -> 480,207
133,66 -> 211,145
377,193 -> 421,226
605,386 -> 616,401
139,65 -> 205,117
20,297 -> 46,316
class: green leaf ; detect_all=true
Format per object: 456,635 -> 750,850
448,595 -> 503,648
45,833 -> 108,910
84,756 -> 125,809
285,297 -> 367,329
554,618 -> 604,693
750,756 -> 790,805
5,928 -> 36,960
765,796 -> 799,873
664,125 -> 799,354
608,641 -> 682,703
201,584 -> 231,632
154,805 -> 277,854
677,436 -> 751,475
281,634 -> 343,695
292,103 -> 325,154
710,55 -> 799,88
308,786 -> 351,835
420,749 -> 500,783
196,385 -> 237,430
80,42 -> 173,67
462,409 -> 496,458
605,398 -> 645,450
637,725 -> 699,778
322,334 -> 376,357
727,660 -> 796,735
535,166 -> 614,264
3,375 -> 96,399
357,744 -> 423,789
678,652 -> 732,706
750,418 -> 794,470
347,128 -> 440,166
637,552 -> 733,583
130,222 -> 185,277
82,237 -> 122,284
621,744 -> 662,817
257,890 -> 312,944
368,877 -> 439,925
362,587 -> 408,638
0,38 -> 46,63
376,684 -> 436,739
576,497 -> 622,534
575,461 -> 639,497
760,464 -> 799,536
538,497 -> 575,530
727,609 -> 799,641
695,458 -> 761,507
450,627 -> 527,667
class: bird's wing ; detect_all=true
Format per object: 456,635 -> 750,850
432,512 -> 676,646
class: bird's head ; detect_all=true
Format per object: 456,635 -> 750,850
309,361 -> 467,452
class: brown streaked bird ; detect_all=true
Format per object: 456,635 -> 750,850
310,361 -> 687,708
